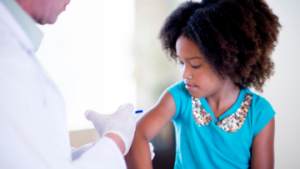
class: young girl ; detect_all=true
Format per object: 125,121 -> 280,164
126,0 -> 280,168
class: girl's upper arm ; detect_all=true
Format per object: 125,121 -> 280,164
136,90 -> 176,141
251,117 -> 275,169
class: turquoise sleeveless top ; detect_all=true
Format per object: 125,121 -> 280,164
167,81 -> 275,169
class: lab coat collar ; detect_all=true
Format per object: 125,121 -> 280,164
0,0 -> 43,52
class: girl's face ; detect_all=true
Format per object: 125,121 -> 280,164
176,35 -> 225,98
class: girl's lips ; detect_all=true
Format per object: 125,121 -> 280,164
185,84 -> 196,90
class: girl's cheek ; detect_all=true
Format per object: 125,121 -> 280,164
199,73 -> 215,86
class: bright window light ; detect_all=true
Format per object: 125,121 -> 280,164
36,0 -> 136,131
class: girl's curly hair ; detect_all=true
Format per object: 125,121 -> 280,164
159,0 -> 281,92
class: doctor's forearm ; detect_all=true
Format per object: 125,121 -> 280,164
125,133 -> 153,169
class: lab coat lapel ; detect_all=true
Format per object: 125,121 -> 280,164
0,1 -> 35,55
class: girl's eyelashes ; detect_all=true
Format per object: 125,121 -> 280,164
192,65 -> 201,69
179,61 -> 201,69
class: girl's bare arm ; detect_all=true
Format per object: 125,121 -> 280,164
125,91 -> 176,169
251,117 -> 275,169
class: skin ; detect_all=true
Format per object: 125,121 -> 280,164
251,118 -> 275,169
16,0 -> 71,24
15,0 -> 126,154
105,133 -> 126,154
125,35 -> 275,168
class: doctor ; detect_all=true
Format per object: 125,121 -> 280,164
0,0 -> 151,168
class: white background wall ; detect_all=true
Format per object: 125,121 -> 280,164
261,0 -> 300,168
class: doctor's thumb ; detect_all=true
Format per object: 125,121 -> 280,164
84,110 -> 97,121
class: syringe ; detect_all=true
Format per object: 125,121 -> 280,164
135,110 -> 143,114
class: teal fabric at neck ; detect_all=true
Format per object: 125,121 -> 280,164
167,81 -> 275,169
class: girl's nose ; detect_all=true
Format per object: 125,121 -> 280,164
181,65 -> 192,79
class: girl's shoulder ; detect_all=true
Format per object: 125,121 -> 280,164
244,88 -> 274,113
244,88 -> 276,136
165,81 -> 191,120
166,81 -> 189,96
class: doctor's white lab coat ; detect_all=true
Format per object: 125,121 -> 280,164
0,2 -> 126,169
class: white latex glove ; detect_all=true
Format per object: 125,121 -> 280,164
149,142 -> 155,160
85,103 -> 136,155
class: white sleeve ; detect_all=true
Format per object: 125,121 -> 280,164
71,143 -> 94,160
70,138 -> 126,167
73,137 -> 126,169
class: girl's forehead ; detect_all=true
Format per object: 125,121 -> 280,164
176,36 -> 204,60
177,56 -> 203,61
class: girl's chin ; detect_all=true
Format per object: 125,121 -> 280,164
188,91 -> 204,99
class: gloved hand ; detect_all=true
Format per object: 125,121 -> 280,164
85,103 -> 136,155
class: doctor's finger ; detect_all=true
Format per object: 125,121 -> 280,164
84,110 -> 97,121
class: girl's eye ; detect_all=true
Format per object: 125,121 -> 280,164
179,62 -> 184,66
191,65 -> 201,69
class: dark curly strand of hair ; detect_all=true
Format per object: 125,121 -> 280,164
159,0 -> 281,92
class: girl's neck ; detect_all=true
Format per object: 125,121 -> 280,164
206,79 -> 241,119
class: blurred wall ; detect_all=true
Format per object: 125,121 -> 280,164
262,0 -> 300,168
70,129 -> 99,148
133,0 -> 182,168
133,0 -> 182,111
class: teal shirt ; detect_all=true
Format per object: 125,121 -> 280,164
167,81 -> 275,169
0,0 -> 43,51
